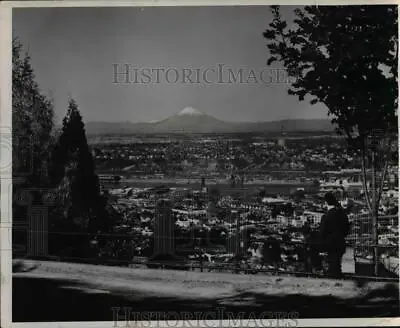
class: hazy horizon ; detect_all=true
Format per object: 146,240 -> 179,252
13,6 -> 330,124
79,110 -> 332,125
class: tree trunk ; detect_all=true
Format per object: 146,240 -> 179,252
360,136 -> 391,276
360,146 -> 373,214
371,152 -> 379,276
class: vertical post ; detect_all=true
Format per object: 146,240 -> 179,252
371,151 -> 379,276
235,215 -> 241,273
28,205 -> 48,258
236,215 -> 240,254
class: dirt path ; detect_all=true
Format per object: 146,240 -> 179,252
13,259 -> 395,298
12,260 -> 400,321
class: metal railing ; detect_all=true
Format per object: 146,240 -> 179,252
13,226 -> 399,281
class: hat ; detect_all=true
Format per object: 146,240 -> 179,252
324,192 -> 338,206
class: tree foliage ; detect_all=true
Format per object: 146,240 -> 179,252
264,5 -> 398,217
263,5 -> 398,149
49,99 -> 108,232
12,37 -> 55,185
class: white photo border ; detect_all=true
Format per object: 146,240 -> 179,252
1,1 -> 399,327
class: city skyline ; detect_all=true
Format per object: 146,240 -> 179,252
13,6 -> 330,124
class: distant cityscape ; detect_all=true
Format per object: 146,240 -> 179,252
87,131 -> 398,275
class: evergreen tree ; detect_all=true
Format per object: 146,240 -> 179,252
12,37 -> 55,186
50,98 -> 106,232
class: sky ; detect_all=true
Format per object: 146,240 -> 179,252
13,6 -> 330,124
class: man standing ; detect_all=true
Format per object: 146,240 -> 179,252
319,192 -> 350,277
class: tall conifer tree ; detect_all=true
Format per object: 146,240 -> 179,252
50,99 -> 105,232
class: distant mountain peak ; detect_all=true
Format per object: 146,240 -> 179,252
85,115 -> 334,135
177,107 -> 204,116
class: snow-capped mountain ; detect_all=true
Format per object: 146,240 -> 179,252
152,107 -> 228,133
177,107 -> 204,116
84,107 -> 334,135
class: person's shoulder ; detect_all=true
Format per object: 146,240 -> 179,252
326,207 -> 337,216
336,206 -> 348,217
324,208 -> 338,222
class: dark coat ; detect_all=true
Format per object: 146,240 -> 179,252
319,206 -> 350,251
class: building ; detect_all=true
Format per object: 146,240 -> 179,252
277,138 -> 286,148
302,210 -> 324,225
261,197 -> 286,205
